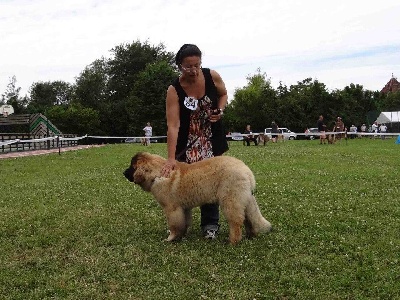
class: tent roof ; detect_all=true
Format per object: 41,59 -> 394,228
375,111 -> 400,123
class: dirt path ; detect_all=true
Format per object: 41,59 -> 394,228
0,144 -> 105,159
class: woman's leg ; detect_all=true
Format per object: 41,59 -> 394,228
200,204 -> 220,239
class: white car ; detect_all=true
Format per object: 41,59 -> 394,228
125,137 -> 141,143
264,127 -> 297,140
305,128 -> 319,140
230,132 -> 244,141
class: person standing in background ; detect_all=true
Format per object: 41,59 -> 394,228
379,123 -> 387,140
371,121 -> 379,139
349,124 -> 357,139
317,115 -> 326,144
271,121 -> 279,143
244,124 -> 258,146
143,122 -> 152,146
360,123 -> 367,138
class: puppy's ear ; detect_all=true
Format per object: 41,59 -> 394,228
124,153 -> 144,182
133,172 -> 146,185
131,153 -> 142,167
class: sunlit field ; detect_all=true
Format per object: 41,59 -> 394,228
1,138 -> 399,299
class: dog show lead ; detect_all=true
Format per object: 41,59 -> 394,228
161,44 -> 229,240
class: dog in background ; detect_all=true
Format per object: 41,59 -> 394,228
328,134 -> 335,144
257,133 -> 270,146
124,152 -> 272,244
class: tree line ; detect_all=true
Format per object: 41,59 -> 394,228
1,40 -> 399,136
225,71 -> 400,133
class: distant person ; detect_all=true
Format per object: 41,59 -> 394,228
271,121 -> 279,143
244,124 -> 258,146
333,117 -> 345,140
317,115 -> 326,144
371,121 -> 379,139
360,123 -> 367,138
379,123 -> 387,140
349,124 -> 357,139
143,122 -> 152,146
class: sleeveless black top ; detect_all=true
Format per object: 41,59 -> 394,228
172,68 -> 228,162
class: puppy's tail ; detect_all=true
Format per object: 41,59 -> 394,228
245,195 -> 272,235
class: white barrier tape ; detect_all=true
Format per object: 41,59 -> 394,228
59,134 -> 88,141
226,131 -> 400,139
344,132 -> 398,136
298,132 -> 400,136
2,132 -> 399,147
227,132 -> 352,138
0,137 -> 55,145
17,136 -> 57,143
0,135 -> 87,146
87,135 -> 167,139
226,132 -> 338,138
0,139 -> 20,146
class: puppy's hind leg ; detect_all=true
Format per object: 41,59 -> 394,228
164,206 -> 186,242
183,208 -> 193,236
220,198 -> 245,245
244,218 -> 255,239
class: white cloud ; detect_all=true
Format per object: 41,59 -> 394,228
1,0 -> 399,98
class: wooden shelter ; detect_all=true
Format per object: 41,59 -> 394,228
0,113 -> 61,135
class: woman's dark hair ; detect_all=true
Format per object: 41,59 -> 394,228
175,44 -> 202,66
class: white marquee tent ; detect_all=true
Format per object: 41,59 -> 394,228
375,111 -> 400,124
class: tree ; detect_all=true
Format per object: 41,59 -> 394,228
126,60 -> 178,136
380,91 -> 400,111
227,70 -> 275,132
73,58 -> 109,109
106,40 -> 175,103
88,41 -> 176,136
28,81 -> 73,113
279,78 -> 333,131
1,75 -> 27,114
46,103 -> 100,135
330,84 -> 383,128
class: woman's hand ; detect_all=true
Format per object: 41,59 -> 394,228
161,158 -> 177,177
208,108 -> 223,123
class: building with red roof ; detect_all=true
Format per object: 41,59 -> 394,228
381,74 -> 400,93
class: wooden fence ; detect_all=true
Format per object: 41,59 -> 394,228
0,133 -> 79,154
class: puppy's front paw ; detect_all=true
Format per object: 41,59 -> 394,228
165,231 -> 182,242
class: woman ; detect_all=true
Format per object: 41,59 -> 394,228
317,115 -> 326,144
160,44 -> 229,239
244,124 -> 258,146
271,121 -> 279,143
142,122 -> 152,146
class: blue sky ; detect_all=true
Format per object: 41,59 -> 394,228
1,0 -> 399,100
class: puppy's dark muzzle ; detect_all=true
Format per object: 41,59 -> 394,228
123,168 -> 134,182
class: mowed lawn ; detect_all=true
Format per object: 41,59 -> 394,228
0,138 -> 399,300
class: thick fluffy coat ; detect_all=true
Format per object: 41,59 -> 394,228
124,152 -> 272,244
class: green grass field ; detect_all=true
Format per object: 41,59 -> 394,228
1,139 -> 399,299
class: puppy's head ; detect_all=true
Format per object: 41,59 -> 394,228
123,154 -> 140,182
123,152 -> 161,192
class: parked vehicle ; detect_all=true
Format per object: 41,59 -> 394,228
264,127 -> 297,140
230,132 -> 244,141
125,137 -> 159,143
305,127 -> 319,140
125,137 -> 142,143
